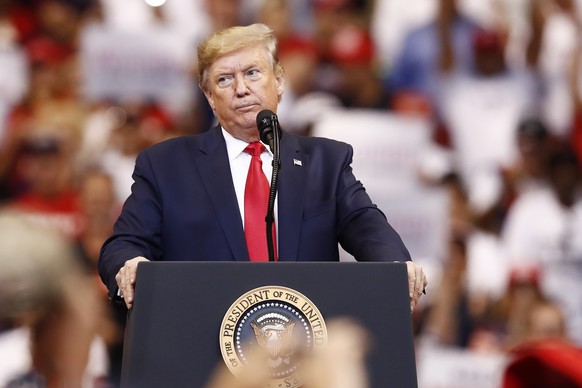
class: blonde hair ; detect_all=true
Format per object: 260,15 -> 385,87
197,23 -> 283,92
0,211 -> 77,321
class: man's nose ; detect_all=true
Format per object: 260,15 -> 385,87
234,74 -> 250,96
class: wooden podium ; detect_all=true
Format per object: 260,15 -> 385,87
121,261 -> 418,387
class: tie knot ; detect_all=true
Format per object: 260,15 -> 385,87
244,142 -> 266,157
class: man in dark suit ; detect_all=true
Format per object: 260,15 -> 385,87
98,23 -> 427,310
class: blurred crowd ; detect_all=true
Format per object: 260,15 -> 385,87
0,0 -> 582,386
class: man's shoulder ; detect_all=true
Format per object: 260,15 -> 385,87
142,129 -> 218,157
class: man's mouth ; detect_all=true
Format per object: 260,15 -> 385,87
236,103 -> 259,111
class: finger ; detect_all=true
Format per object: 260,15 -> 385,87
115,266 -> 126,289
412,287 -> 421,306
123,279 -> 135,305
125,283 -> 134,301
120,256 -> 148,309
125,297 -> 133,309
406,262 -> 416,299
408,273 -> 416,300
125,265 -> 137,285
410,292 -> 420,313
409,263 -> 424,296
416,264 -> 427,295
119,280 -> 135,309
405,262 -> 417,313
415,265 -> 424,297
116,266 -> 135,308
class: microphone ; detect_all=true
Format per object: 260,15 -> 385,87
255,109 -> 281,262
256,109 -> 280,153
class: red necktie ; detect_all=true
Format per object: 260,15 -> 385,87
244,142 -> 277,261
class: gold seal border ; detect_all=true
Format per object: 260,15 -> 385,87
219,285 -> 327,387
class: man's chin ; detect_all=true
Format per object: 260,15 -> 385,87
223,118 -> 261,142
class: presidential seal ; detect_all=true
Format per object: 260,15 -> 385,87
219,285 -> 327,388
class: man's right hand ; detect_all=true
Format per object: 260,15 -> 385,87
115,256 -> 149,309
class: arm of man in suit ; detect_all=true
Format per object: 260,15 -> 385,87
334,142 -> 428,310
99,150 -> 164,305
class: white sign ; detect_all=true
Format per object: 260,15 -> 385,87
417,344 -> 507,388
79,23 -> 194,112
312,109 -> 432,194
312,110 -> 449,262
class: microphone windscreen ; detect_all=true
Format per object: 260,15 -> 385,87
256,109 -> 275,144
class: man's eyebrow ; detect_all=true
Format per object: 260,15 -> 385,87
212,67 -> 232,76
243,61 -> 261,70
213,61 -> 262,76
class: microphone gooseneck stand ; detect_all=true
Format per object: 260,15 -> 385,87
266,114 -> 280,262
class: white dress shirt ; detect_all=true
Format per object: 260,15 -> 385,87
221,128 -> 278,234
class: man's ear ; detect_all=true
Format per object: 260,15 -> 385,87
275,69 -> 285,97
203,89 -> 215,111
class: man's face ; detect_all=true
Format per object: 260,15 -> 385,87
203,45 -> 285,142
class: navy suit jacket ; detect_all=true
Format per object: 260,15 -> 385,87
98,126 -> 410,296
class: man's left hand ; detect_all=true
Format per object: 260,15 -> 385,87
406,261 -> 427,312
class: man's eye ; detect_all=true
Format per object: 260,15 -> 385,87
217,76 -> 233,87
247,69 -> 261,79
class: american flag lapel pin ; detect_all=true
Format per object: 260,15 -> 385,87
293,159 -> 302,167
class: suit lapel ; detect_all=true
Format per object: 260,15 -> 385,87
278,134 -> 308,261
194,127 -> 249,260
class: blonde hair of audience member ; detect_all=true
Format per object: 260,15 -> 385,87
0,211 -> 105,387
498,272 -> 546,348
301,318 -> 370,388
204,318 -> 369,388
523,301 -> 567,342
203,0 -> 243,33
197,23 -> 284,93
257,0 -> 292,37
0,212 -> 76,323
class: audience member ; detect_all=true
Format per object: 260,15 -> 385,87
424,237 -> 473,347
204,318 -> 370,388
74,169 -> 126,387
0,13 -> 27,149
568,29 -> 582,171
256,0 -> 341,133
6,126 -> 83,239
502,300 -> 582,388
328,21 -> 388,109
96,102 -> 179,204
275,35 -> 334,134
388,0 -> 482,113
371,0 -> 435,77
0,211 -> 108,387
502,145 -> 582,344
489,267 -> 546,348
437,28 -> 537,216
527,0 -> 581,137
76,169 -> 118,271
503,117 -> 554,197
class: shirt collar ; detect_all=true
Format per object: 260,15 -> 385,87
221,127 -> 272,161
